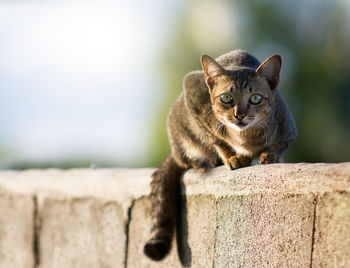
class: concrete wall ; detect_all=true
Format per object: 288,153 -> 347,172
0,162 -> 349,267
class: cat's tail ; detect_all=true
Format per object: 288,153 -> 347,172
143,154 -> 185,261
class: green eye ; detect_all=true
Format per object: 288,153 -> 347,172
220,93 -> 233,104
249,94 -> 262,104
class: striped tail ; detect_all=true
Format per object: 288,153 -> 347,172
144,154 -> 185,261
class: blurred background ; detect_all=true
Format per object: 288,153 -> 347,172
0,0 -> 349,169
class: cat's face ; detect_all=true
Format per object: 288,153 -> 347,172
201,54 -> 281,131
208,72 -> 274,131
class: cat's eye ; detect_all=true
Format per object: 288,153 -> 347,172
249,94 -> 263,105
220,93 -> 233,104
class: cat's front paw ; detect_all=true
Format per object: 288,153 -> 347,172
225,154 -> 251,170
259,152 -> 280,164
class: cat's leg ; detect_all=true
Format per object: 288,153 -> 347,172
191,143 -> 221,172
186,149 -> 214,172
228,154 -> 252,169
259,152 -> 281,164
214,142 -> 251,170
259,141 -> 287,164
171,138 -> 213,171
171,141 -> 192,169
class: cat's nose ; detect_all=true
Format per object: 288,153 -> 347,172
234,113 -> 246,120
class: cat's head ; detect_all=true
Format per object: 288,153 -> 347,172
200,54 -> 281,131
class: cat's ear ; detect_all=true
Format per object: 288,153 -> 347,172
255,55 -> 282,90
201,55 -> 226,90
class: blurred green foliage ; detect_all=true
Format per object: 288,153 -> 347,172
147,0 -> 350,166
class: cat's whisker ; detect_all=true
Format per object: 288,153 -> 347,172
216,122 -> 223,133
204,108 -> 213,117
214,121 -> 226,135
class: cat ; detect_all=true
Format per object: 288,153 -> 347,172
143,50 -> 297,261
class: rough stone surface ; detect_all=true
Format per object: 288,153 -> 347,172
0,163 -> 349,267
0,168 -> 153,213
214,193 -> 314,267
312,191 -> 350,267
127,196 -> 181,267
0,192 -> 34,268
127,194 -> 217,267
38,197 -> 125,268
0,168 -> 152,268
177,194 -> 217,267
182,163 -> 350,197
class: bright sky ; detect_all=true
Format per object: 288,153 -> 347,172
0,0 -> 183,166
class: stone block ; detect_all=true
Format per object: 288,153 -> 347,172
177,194 -> 217,268
38,197 -> 125,268
312,191 -> 350,267
0,192 -> 34,268
214,193 -> 315,268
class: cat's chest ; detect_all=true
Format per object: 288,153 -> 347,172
226,127 -> 267,156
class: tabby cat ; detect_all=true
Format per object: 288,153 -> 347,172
144,50 -> 297,261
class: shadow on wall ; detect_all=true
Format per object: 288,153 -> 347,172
176,179 -> 192,267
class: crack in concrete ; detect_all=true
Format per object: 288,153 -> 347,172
212,197 -> 219,268
310,194 -> 318,268
32,196 -> 40,268
124,199 -> 136,268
